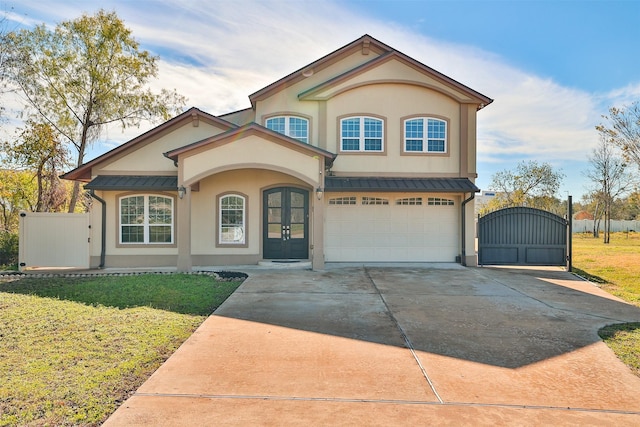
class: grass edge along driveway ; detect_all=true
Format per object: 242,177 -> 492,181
573,232 -> 640,378
0,273 -> 243,427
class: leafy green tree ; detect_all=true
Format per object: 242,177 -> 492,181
6,9 -> 187,211
2,120 -> 69,212
0,169 -> 37,231
0,169 -> 34,269
481,160 -> 565,214
618,190 -> 640,221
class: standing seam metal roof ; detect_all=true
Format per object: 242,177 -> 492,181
324,177 -> 479,192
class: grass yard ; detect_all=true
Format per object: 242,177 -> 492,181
0,273 -> 243,426
572,232 -> 640,378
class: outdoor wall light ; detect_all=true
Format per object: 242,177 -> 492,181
177,185 -> 186,199
316,187 -> 323,200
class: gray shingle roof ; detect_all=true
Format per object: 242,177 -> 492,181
325,177 -> 479,193
84,175 -> 178,191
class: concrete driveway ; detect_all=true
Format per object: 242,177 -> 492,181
104,265 -> 640,426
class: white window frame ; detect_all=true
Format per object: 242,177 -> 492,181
119,194 -> 174,245
219,194 -> 246,245
265,116 -> 309,143
340,116 -> 384,152
403,117 -> 447,153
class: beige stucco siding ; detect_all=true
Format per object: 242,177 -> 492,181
464,104 -> 478,177
181,135 -> 321,186
326,83 -> 461,175
99,123 -> 228,174
189,170 -> 309,256
306,58 -> 475,103
254,50 -> 383,148
89,190 -> 178,258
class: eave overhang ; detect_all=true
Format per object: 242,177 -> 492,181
84,175 -> 178,191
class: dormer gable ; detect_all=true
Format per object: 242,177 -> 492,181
248,35 -> 391,108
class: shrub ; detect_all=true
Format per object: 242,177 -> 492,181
0,231 -> 19,269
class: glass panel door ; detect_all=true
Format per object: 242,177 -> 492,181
263,187 -> 309,259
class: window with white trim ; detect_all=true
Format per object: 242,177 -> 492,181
120,195 -> 173,244
428,197 -> 455,206
340,116 -> 383,152
266,116 -> 309,143
219,194 -> 246,244
404,117 -> 447,153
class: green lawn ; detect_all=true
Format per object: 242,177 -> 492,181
572,232 -> 640,378
0,273 -> 243,426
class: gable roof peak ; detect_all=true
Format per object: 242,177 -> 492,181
249,34 -> 393,106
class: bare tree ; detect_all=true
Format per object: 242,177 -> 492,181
584,134 -> 636,243
597,101 -> 640,170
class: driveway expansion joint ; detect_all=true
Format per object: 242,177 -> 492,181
131,392 -> 640,416
363,266 -> 444,404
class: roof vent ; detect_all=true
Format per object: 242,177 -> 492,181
362,40 -> 370,55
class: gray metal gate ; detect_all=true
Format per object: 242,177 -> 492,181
478,207 -> 567,266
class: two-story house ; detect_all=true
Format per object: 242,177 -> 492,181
62,35 -> 492,271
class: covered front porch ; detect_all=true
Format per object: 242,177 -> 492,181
166,123 -> 336,272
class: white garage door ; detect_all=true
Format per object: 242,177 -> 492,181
325,194 -> 459,262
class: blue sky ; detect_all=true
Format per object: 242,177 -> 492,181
5,0 -> 640,200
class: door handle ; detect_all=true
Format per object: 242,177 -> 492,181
282,225 -> 290,241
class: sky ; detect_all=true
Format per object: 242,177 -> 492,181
4,0 -> 640,200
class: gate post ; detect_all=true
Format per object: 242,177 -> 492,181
566,195 -> 572,272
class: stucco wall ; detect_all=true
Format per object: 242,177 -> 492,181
99,122 -> 228,174
181,134 -> 321,186
190,169 -> 310,256
326,83 -> 461,175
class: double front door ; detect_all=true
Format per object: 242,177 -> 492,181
263,187 -> 309,259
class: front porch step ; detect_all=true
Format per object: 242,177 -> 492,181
257,260 -> 312,269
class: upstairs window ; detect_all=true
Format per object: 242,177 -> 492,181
120,195 -> 173,244
266,116 -> 309,143
340,116 -> 384,152
404,117 -> 447,153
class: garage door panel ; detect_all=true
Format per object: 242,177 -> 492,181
325,193 -> 459,262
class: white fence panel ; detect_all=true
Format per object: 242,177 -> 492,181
572,219 -> 640,233
19,212 -> 90,270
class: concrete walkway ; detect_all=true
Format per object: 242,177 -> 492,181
104,265 -> 640,426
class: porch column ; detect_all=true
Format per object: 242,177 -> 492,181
177,185 -> 192,272
312,189 -> 325,271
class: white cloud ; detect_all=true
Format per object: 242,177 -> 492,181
5,0 -> 639,181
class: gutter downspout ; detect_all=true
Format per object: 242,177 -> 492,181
89,189 -> 106,268
461,192 -> 475,266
